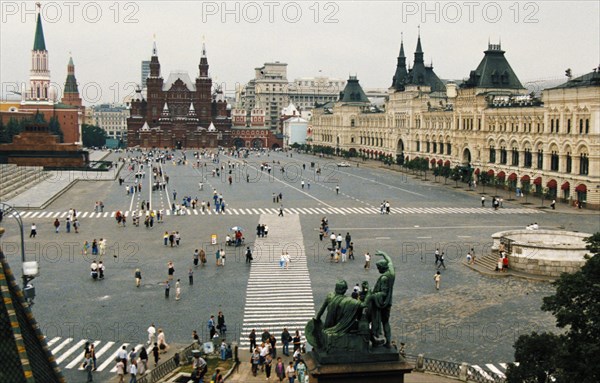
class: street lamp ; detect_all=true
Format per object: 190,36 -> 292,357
0,203 -> 38,303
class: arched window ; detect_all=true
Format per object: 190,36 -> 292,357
489,146 -> 496,163
537,149 -> 543,169
580,154 -> 589,175
566,153 -> 572,173
524,149 -> 532,168
511,148 -> 519,166
551,151 -> 559,171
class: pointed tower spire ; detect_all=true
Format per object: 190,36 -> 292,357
199,40 -> 209,78
62,55 -> 82,108
149,36 -> 161,78
392,32 -> 408,90
28,3 -> 51,101
399,32 -> 405,58
33,4 -> 46,51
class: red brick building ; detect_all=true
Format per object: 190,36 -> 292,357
1,10 -> 82,144
127,42 -> 232,148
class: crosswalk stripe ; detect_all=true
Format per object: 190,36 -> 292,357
55,339 -> 87,364
96,343 -> 129,372
77,341 -> 115,370
66,340 -> 101,369
51,338 -> 73,355
21,206 -> 542,220
486,363 -> 506,378
46,336 -> 61,347
471,365 -> 494,381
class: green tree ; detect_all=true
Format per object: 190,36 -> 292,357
506,332 -> 562,383
48,115 -> 64,143
82,124 -> 107,147
521,179 -> 531,203
507,233 -> 600,383
441,165 -> 451,184
450,166 -> 461,186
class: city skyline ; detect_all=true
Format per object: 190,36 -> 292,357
1,1 -> 599,104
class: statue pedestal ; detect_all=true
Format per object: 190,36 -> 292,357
305,352 -> 414,383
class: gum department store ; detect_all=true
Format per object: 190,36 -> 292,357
310,34 -> 599,208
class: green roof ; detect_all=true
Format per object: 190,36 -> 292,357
64,75 -> 78,94
549,71 -> 600,89
33,13 -> 46,51
463,44 -> 524,90
339,76 -> 370,104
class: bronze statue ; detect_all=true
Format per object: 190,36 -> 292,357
366,251 -> 395,348
306,251 -> 398,363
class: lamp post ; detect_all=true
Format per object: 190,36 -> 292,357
0,203 -> 38,303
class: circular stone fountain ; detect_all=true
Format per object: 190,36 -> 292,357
491,229 -> 592,277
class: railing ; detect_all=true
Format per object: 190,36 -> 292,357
137,343 -> 197,383
406,353 -> 506,383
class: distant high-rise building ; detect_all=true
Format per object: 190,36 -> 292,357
141,60 -> 150,88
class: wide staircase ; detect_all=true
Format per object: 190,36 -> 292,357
0,164 -> 51,202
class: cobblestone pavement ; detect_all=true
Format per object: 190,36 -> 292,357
0,149 -> 597,382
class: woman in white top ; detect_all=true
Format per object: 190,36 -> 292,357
157,329 -> 169,353
285,361 -> 296,383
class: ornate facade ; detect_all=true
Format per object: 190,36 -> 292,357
127,42 -> 231,148
311,35 -> 600,207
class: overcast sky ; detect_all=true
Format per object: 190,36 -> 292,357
1,1 -> 599,104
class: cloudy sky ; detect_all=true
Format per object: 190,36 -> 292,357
1,1 -> 599,104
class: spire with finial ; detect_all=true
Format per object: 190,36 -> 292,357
199,37 -> 209,78
33,2 -> 46,51
392,32 -> 408,90
152,33 -> 158,56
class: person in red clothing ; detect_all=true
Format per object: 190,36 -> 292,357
502,255 -> 509,272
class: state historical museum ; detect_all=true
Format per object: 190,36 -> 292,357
127,42 -> 231,148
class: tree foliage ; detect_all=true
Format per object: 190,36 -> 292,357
82,124 -> 107,148
506,332 -> 562,383
507,233 -> 600,383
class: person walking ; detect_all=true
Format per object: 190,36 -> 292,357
335,185 -> 340,195
249,329 -> 257,353
147,323 -> 156,346
551,199 -> 556,210
281,328 -> 292,356
481,195 -> 485,207
175,279 -> 181,301
54,218 -> 60,233
275,357 -> 285,382
152,343 -> 160,367
278,205 -> 284,217
164,280 -> 170,298
364,252 -> 371,270
115,357 -> 125,383
286,361 -> 296,383
437,252 -> 446,270
167,261 -> 175,281
84,352 -> 94,382
220,248 -> 226,266
188,268 -> 193,285
245,247 -> 253,263
135,269 -> 142,287
157,328 -> 169,353
30,223 -> 37,238
434,271 -> 441,290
